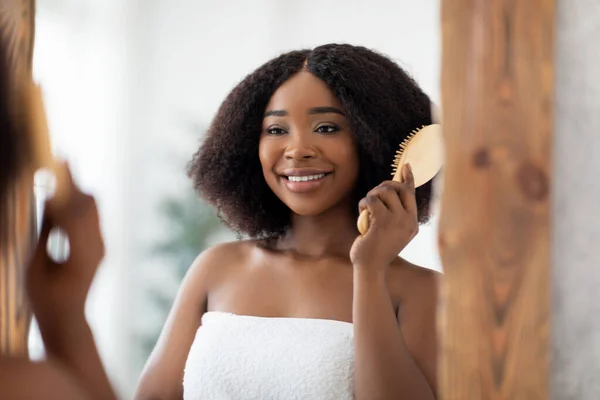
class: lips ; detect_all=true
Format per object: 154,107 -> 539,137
281,168 -> 332,177
287,173 -> 327,182
279,168 -> 332,193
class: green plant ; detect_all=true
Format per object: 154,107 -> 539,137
155,191 -> 223,280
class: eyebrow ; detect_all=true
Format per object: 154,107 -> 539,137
264,106 -> 346,118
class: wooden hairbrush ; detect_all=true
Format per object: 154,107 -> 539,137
357,123 -> 444,235
21,80 -> 73,266
23,81 -> 70,205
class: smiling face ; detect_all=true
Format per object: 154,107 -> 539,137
259,71 -> 359,217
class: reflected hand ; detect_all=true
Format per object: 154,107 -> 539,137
27,164 -> 105,329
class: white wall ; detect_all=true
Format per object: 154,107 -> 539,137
552,1 -> 600,398
33,0 -> 138,396
33,1 -> 441,398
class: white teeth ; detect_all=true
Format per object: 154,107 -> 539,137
288,173 -> 326,182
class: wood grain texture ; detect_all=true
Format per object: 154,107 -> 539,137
437,0 -> 554,399
0,0 -> 36,356
0,0 -> 35,78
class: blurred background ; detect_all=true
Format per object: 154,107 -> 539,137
29,0 -> 441,397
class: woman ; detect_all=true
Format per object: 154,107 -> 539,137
136,43 -> 439,400
0,38 -> 116,400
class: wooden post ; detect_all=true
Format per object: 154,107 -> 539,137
551,1 -> 600,398
0,0 -> 36,356
437,0 -> 554,399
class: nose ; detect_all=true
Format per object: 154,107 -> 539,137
284,132 -> 318,160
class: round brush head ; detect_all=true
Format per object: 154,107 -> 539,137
392,124 -> 444,187
357,123 -> 444,235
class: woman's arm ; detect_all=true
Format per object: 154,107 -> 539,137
350,165 -> 438,399
0,358 -> 91,400
134,245 -> 226,400
36,318 -> 116,400
26,168 -> 117,400
352,267 -> 438,400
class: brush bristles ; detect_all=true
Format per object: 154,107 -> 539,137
391,126 -> 425,175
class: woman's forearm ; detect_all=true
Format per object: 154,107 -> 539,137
352,269 -> 435,400
0,358 -> 92,399
38,316 -> 118,400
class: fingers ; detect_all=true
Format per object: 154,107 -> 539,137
31,214 -> 55,268
46,164 -> 95,227
365,171 -> 417,214
358,193 -> 387,217
402,163 -> 415,191
42,164 -> 105,267
399,163 -> 417,215
362,184 -> 404,213
357,164 -> 418,228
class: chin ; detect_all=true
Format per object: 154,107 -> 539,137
286,202 -> 329,217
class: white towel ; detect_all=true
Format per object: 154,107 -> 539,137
183,311 -> 355,400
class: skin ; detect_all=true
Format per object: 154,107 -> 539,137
0,165 -> 117,400
27,166 -> 117,400
136,71 -> 439,400
0,357 -> 90,400
1,38 -> 114,399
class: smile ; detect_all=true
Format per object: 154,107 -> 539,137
287,173 -> 326,182
281,172 -> 331,193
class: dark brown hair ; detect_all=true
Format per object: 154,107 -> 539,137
188,44 -> 434,239
0,41 -> 27,247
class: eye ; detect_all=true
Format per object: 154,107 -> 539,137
315,125 -> 339,134
265,127 -> 287,136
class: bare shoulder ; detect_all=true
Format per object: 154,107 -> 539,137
192,239 -> 255,266
134,239 -> 262,400
185,239 -> 259,286
389,256 -> 442,280
388,257 -> 442,300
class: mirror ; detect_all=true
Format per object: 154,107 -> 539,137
30,0 -> 441,397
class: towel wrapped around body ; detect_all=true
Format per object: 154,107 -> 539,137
183,311 -> 355,400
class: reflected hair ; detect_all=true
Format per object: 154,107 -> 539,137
0,41 -> 27,247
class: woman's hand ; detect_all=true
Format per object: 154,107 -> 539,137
350,163 -> 418,275
26,164 -> 105,329
26,164 -> 117,400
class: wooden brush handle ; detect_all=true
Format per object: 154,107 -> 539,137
357,167 -> 404,235
356,208 -> 371,235
27,82 -> 70,206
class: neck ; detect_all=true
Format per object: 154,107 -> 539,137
277,202 -> 359,259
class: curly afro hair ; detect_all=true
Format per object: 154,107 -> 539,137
188,43 -> 434,239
